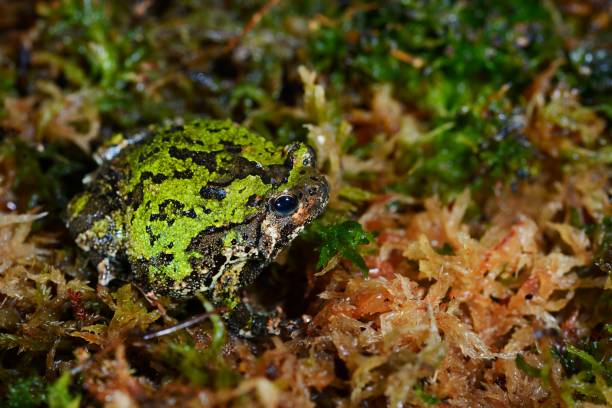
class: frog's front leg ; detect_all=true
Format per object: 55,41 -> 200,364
68,189 -> 128,287
211,261 -> 279,337
224,298 -> 303,338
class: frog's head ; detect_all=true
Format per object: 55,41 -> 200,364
258,143 -> 329,259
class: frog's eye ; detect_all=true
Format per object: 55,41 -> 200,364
272,195 -> 299,216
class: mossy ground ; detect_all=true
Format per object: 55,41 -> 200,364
0,1 -> 610,407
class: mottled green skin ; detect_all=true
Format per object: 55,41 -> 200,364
67,119 -> 329,303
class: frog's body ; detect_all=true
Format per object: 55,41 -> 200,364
67,119 -> 328,305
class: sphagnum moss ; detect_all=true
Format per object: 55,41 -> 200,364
0,1 -> 610,407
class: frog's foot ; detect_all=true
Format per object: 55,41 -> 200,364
225,304 -> 307,339
96,258 -> 116,286
224,302 -> 267,338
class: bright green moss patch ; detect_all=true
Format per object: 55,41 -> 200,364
307,0 -> 609,199
394,109 -> 536,198
309,0 -> 561,114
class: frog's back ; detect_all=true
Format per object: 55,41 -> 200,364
118,119 -> 283,194
114,119 -> 292,293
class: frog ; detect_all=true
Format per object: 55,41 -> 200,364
66,119 -> 329,324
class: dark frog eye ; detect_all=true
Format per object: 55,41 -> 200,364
272,195 -> 299,216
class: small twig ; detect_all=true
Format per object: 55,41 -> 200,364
142,309 -> 226,340
225,0 -> 281,53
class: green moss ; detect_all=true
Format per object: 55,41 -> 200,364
108,284 -> 161,336
4,376 -> 47,408
394,109 -> 535,198
554,337 -> 612,406
414,385 -> 441,405
309,0 -> 561,115
307,0 -> 591,199
516,354 -> 549,380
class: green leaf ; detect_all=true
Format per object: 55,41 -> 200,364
47,372 -> 81,408
312,220 -> 375,276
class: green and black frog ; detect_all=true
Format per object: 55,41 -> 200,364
66,119 -> 329,331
